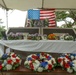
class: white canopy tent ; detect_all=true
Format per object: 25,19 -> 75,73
0,0 -> 76,11
0,0 -> 76,29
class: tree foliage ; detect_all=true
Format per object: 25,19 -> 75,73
55,10 -> 76,28
0,26 -> 6,39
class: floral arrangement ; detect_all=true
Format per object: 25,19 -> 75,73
27,33 -> 42,40
57,53 -> 73,73
7,32 -> 23,40
59,34 -> 74,41
64,35 -> 74,40
0,52 -> 22,71
72,60 -> 76,72
57,53 -> 76,73
48,34 -> 56,40
24,52 -> 57,72
69,53 -> 76,60
69,53 -> 76,72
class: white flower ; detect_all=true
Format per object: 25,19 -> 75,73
75,56 -> 76,59
40,54 -> 45,59
0,54 -> 2,58
4,60 -> 7,65
73,64 -> 76,67
70,56 -> 74,60
27,54 -> 32,57
16,57 -> 21,64
11,57 -> 16,63
47,60 -> 53,68
60,35 -> 64,40
33,60 -> 40,71
2,64 -> 4,67
16,56 -> 20,59
64,58 -> 69,63
27,54 -> 36,59
65,36 -> 69,39
28,61 -> 32,65
24,60 -> 28,65
37,67 -> 43,72
6,64 -> 12,70
72,66 -> 76,71
72,63 -> 76,71
47,54 -> 51,57
51,58 -> 56,64
44,60 -> 48,62
10,52 -> 15,56
48,60 -> 52,64
60,61 -> 63,67
45,65 -> 48,70
72,60 -> 76,64
67,68 -> 73,73
26,55 -> 32,60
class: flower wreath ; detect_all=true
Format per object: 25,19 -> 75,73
24,52 -> 57,72
69,53 -> 76,72
0,52 -> 22,71
57,53 -> 76,73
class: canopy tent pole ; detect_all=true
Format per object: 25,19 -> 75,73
1,0 -> 9,29
0,3 -> 6,9
6,10 -> 8,29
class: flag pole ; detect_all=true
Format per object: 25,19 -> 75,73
42,0 -> 44,9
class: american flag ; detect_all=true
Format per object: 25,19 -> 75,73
27,9 -> 56,27
40,9 -> 56,27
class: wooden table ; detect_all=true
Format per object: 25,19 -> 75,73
2,61 -> 74,75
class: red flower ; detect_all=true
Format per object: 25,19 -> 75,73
12,54 -> 16,58
64,63 -> 70,68
0,65 -> 2,70
58,58 -> 62,63
63,60 -> 65,67
41,52 -> 45,56
65,56 -> 70,61
45,55 -> 49,59
32,55 -> 37,60
48,64 -> 52,70
7,59 -> 12,64
30,62 -> 34,70
16,59 -> 20,63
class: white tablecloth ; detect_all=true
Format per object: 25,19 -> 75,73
0,40 -> 76,54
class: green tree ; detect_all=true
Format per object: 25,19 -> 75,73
55,10 -> 76,28
68,10 -> 76,25
0,26 -> 6,39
